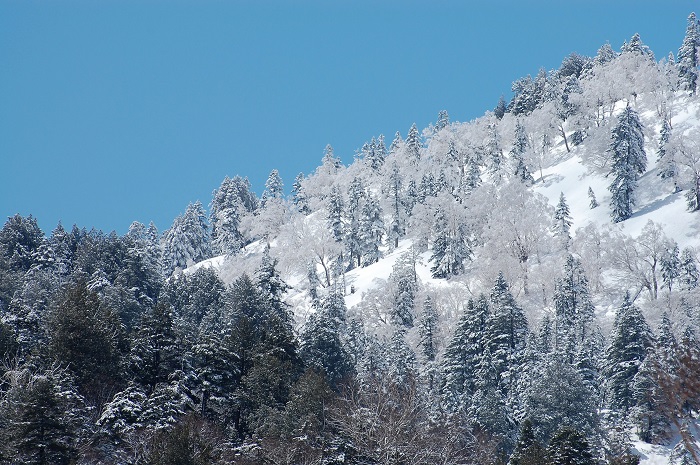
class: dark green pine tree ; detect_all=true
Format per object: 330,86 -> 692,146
47,278 -> 126,401
0,366 -> 87,465
487,272 -> 529,393
546,427 -> 595,465
523,356 -> 598,444
469,348 -> 515,455
299,293 -> 353,389
441,295 -> 490,413
495,95 -> 507,119
418,295 -> 438,362
677,12 -> 700,94
553,255 -> 596,360
608,104 -> 646,223
129,301 -> 181,390
603,292 -> 653,412
509,419 -> 546,465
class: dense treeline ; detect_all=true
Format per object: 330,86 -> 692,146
4,12 -> 700,465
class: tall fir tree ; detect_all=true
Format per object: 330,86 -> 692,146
405,122 -> 422,162
553,193 -> 573,249
608,104 -> 646,223
441,295 -> 490,413
603,293 -> 653,412
291,172 -> 310,214
487,273 -> 529,395
511,121 -> 534,184
678,12 -> 700,94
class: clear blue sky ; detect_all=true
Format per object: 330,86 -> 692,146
1,0 -> 697,235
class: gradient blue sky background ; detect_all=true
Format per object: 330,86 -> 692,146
1,1 -> 698,235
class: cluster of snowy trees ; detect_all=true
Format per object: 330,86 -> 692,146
4,11 -> 700,465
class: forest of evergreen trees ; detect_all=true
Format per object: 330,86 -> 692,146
4,11 -> 700,465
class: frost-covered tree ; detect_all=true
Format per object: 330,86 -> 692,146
679,247 -> 699,289
163,201 -> 212,273
345,177 -> 366,269
210,176 -> 257,255
587,187 -> 598,209
608,104 -> 646,222
327,185 -> 344,243
430,206 -> 471,279
657,118 -> 678,189
291,172 -> 310,214
553,192 -> 573,248
677,12 -> 700,94
435,110 -> 450,133
261,169 -> 284,205
660,242 -> 681,293
523,357 -> 598,444
387,162 -> 404,249
359,193 -> 384,266
389,253 -> 419,328
511,120 -> 534,184
405,122 -> 422,162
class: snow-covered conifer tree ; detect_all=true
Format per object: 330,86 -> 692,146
405,123 -> 422,162
608,104 -> 646,222
552,192 -> 573,248
511,120 -> 534,184
603,293 -> 653,411
677,12 -> 700,94
291,172 -> 310,214
587,187 -> 598,209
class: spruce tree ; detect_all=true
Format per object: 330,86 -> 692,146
679,247 -> 699,289
435,109 -> 450,132
291,172 -> 310,214
657,119 -> 678,188
487,272 -> 528,394
418,295 -> 438,362
553,193 -> 573,248
603,293 -> 653,411
0,366 -> 87,465
608,104 -> 646,223
441,295 -> 490,412
511,121 -> 534,184
677,12 -> 700,94
359,193 -> 384,266
546,427 -> 595,465
509,419 -> 546,465
587,187 -> 598,209
405,122 -> 422,162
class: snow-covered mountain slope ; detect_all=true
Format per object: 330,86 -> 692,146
193,93 -> 700,339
